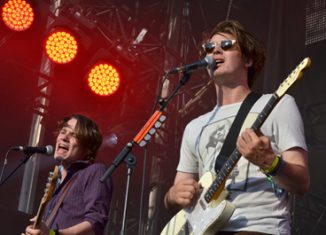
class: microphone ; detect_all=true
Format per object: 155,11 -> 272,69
166,55 -> 216,75
11,145 -> 54,156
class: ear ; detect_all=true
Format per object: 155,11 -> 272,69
244,58 -> 253,68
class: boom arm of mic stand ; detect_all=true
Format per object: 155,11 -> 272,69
159,72 -> 191,109
100,110 -> 164,183
100,142 -> 133,182
0,153 -> 33,186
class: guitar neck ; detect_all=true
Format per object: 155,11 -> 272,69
33,202 -> 46,229
251,94 -> 279,132
32,166 -> 59,229
204,94 -> 280,203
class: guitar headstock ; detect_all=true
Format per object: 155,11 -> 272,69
275,57 -> 311,97
41,166 -> 59,204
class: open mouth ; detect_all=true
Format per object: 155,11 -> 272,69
57,144 -> 69,152
216,59 -> 224,65
212,59 -> 223,70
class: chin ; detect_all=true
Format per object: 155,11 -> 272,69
54,155 -> 65,160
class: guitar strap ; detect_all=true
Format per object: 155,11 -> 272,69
45,174 -> 78,227
214,91 -> 261,173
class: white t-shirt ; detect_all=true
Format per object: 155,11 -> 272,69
177,94 -> 307,235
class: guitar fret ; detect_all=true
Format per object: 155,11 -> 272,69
252,95 -> 278,131
220,169 -> 227,178
225,162 -> 232,172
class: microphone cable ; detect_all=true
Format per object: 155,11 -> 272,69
0,149 -> 12,185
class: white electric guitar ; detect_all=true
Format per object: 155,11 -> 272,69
161,57 -> 311,235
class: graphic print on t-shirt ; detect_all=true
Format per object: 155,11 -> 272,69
198,116 -> 250,192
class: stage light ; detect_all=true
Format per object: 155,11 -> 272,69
87,63 -> 121,96
1,0 -> 34,31
45,30 -> 78,64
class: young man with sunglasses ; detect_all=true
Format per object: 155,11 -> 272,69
163,20 -> 309,235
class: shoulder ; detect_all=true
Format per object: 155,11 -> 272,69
89,162 -> 107,170
79,162 -> 108,176
252,93 -> 296,112
186,106 -> 218,128
273,94 -> 298,112
279,94 -> 296,104
79,163 -> 113,188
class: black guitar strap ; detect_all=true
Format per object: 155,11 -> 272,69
214,91 -> 261,173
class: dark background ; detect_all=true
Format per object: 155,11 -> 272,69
0,0 -> 325,234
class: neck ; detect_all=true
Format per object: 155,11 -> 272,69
212,68 -> 252,106
59,161 -> 72,181
215,84 -> 251,106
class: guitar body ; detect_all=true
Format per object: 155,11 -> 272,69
185,172 -> 235,235
160,210 -> 187,235
161,172 -> 235,235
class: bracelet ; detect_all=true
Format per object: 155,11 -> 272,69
49,229 -> 58,235
260,155 -> 283,176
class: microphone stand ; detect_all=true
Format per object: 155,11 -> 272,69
100,71 -> 192,234
0,153 -> 33,186
120,154 -> 136,235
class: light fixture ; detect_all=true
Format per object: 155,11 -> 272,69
87,62 -> 121,96
1,0 -> 34,31
44,30 -> 78,64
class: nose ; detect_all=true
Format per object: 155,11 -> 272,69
59,132 -> 70,142
208,47 -> 222,57
211,50 -> 222,61
213,47 -> 223,55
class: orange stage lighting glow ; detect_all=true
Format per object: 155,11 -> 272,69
87,63 -> 121,96
45,31 -> 78,64
1,0 -> 34,31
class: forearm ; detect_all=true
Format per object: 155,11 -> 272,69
272,155 -> 309,195
266,148 -> 309,195
237,129 -> 310,195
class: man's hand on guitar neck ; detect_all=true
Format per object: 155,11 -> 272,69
164,172 -> 201,214
237,128 -> 276,169
22,217 -> 50,235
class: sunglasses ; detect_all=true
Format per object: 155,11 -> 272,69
202,39 -> 236,53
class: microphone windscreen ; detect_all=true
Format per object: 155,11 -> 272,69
45,145 -> 54,155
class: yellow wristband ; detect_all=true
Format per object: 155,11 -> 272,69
260,155 -> 280,175
49,229 -> 58,235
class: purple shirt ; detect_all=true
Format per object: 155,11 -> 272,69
44,161 -> 113,235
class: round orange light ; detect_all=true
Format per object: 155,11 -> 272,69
45,31 -> 78,64
87,63 -> 121,96
1,0 -> 34,31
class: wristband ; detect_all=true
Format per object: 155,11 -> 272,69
260,155 -> 283,176
49,229 -> 58,235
